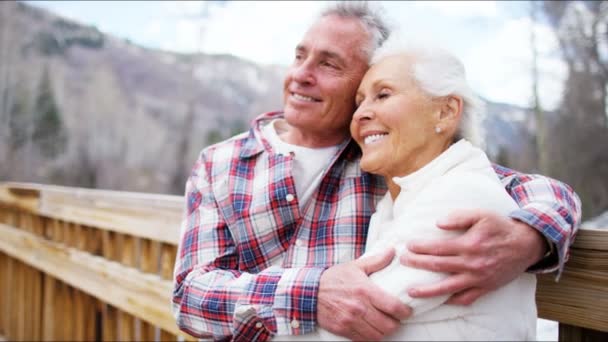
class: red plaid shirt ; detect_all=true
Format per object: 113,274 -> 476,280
172,111 -> 581,341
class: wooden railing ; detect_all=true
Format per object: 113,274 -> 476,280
0,182 -> 607,341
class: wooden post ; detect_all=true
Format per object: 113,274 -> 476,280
60,283 -> 74,341
559,323 -> 608,342
160,243 -> 178,341
102,230 -> 118,341
42,275 -> 56,341
73,288 -> 86,341
140,239 -> 161,341
0,253 -> 8,338
15,261 -> 25,341
118,234 -> 136,341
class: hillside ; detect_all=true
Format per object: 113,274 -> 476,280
0,1 -> 537,195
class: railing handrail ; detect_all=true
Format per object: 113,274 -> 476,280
0,182 -> 184,244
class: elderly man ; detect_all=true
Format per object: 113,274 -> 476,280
172,2 -> 581,341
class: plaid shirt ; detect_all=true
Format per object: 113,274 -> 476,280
172,111 -> 581,341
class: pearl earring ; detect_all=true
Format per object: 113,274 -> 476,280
435,126 -> 442,134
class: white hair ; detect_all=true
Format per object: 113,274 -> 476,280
319,1 -> 392,62
371,34 -> 485,146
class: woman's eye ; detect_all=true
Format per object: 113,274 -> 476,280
377,91 -> 390,100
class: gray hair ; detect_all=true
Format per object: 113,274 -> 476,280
319,1 -> 391,62
371,35 -> 484,146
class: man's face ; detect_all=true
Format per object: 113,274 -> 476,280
282,15 -> 371,144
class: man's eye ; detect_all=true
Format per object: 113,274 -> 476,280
321,61 -> 336,68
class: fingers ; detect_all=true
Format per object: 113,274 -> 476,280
436,208 -> 486,231
401,252 -> 469,273
367,284 -> 412,320
356,248 -> 395,275
354,305 -> 401,340
408,273 -> 471,298
406,238 -> 465,256
445,287 -> 488,306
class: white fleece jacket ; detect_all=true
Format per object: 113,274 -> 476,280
278,139 -> 537,341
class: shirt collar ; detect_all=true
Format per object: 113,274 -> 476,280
239,111 -> 361,162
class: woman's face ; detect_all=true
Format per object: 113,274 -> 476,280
350,55 -> 447,178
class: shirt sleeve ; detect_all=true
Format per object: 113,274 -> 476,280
493,164 -> 582,279
171,153 -> 325,341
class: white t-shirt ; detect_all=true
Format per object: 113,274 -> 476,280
262,119 -> 339,211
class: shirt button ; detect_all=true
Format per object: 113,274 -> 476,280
295,239 -> 304,247
290,320 -> 300,329
286,194 -> 295,202
255,322 -> 263,329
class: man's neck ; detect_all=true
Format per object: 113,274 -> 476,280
274,119 -> 349,148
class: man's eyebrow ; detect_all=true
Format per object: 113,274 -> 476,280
295,45 -> 345,64
319,50 -> 344,63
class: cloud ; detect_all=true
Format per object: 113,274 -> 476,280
148,1 -> 324,65
413,1 -> 498,19
464,17 -> 567,110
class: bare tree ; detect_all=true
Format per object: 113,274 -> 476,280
530,0 -> 549,174
542,0 -> 608,219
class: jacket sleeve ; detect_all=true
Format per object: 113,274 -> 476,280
493,164 -> 582,279
365,171 -> 520,317
171,152 -> 325,341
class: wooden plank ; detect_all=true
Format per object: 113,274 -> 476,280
119,235 -> 136,341
42,275 -> 56,341
102,230 -> 118,262
0,223 -> 187,337
21,263 -> 32,341
15,260 -> 24,341
140,239 -> 161,341
61,284 -> 74,341
0,182 -> 183,244
74,288 -> 86,341
88,225 -> 101,255
0,186 -> 40,213
31,268 -> 42,341
0,253 -> 8,338
559,323 -> 608,342
160,329 -> 177,342
84,295 -> 98,341
537,270 -> 608,332
160,244 -> 177,280
102,304 -> 118,342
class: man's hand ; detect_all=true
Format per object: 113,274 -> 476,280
317,248 -> 412,340
401,209 -> 546,305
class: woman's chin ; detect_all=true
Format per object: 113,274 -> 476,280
360,158 -> 384,176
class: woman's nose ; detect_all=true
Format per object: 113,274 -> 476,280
353,104 -> 374,122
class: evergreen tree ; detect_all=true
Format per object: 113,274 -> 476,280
8,91 -> 29,150
32,67 -> 67,157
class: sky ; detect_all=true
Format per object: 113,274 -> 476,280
27,0 -> 567,111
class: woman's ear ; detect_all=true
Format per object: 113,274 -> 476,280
439,95 -> 463,126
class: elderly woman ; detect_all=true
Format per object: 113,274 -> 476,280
282,36 -> 538,341
347,37 -> 538,340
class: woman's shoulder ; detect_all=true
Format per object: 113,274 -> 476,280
417,167 -> 518,215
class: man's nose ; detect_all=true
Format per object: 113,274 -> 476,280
291,60 -> 315,85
